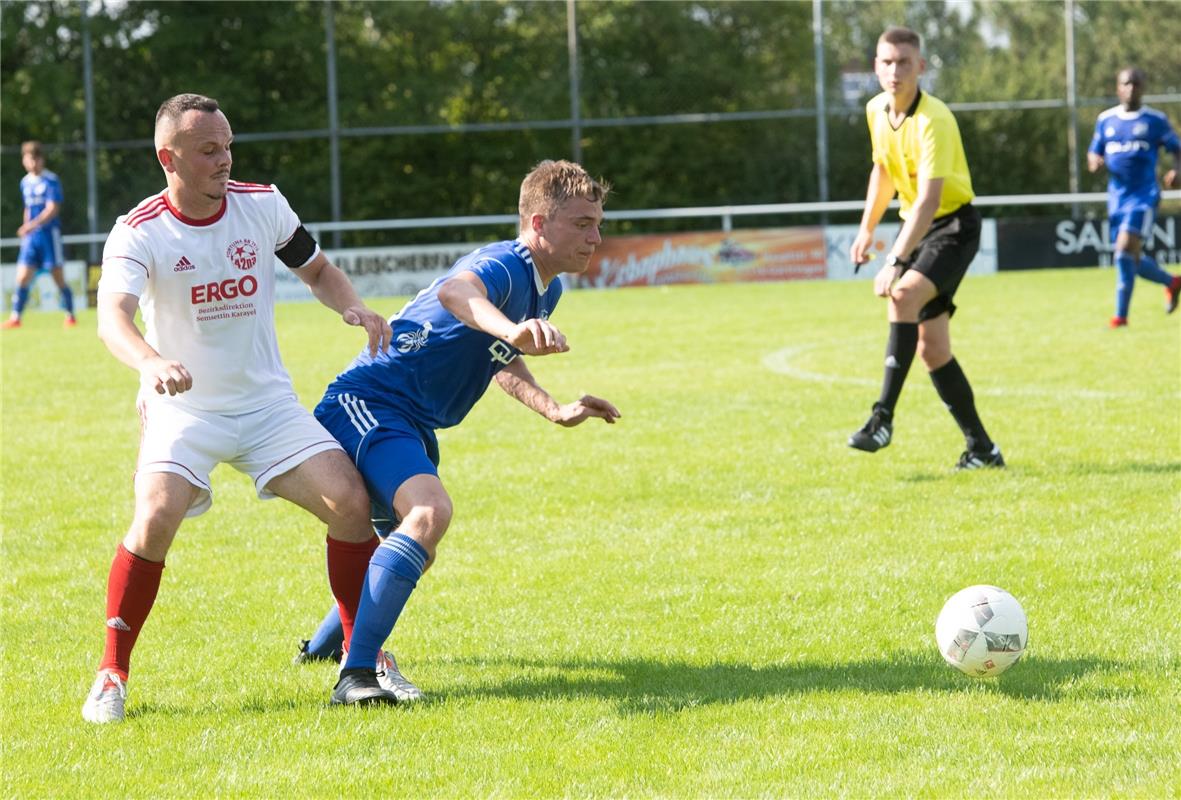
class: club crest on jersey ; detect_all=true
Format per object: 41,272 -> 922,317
226,239 -> 259,271
396,321 -> 433,353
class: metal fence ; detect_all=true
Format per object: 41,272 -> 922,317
3,0 -> 1179,260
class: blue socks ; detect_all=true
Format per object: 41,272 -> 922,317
1114,251 -> 1136,319
343,533 -> 428,670
10,283 -> 74,317
1135,253 -> 1172,285
306,606 -> 345,660
1115,251 -> 1172,319
13,286 -> 30,316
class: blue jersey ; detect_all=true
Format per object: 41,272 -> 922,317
1089,106 -> 1181,213
326,239 -> 563,431
20,169 -> 63,232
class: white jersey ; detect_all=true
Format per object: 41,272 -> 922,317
99,181 -> 318,413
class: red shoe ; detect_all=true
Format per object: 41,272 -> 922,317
1108,316 -> 1128,328
1166,276 -> 1181,314
64,315 -> 77,328
1,318 -> 20,329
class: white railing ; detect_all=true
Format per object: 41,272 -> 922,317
3,191 -> 1178,250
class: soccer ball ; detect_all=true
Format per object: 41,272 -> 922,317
935,585 -> 1028,677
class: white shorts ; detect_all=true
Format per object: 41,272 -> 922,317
135,395 -> 344,518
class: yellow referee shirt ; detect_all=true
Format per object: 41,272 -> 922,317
867,90 -> 974,220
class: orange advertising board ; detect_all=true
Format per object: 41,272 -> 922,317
576,228 -> 827,288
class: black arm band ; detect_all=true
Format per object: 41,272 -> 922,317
277,225 -> 318,269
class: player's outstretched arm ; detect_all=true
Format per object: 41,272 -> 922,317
97,291 -> 193,396
295,253 -> 390,356
494,358 -> 620,427
438,271 -> 569,355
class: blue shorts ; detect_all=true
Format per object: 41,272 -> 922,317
313,390 -> 440,519
17,227 -> 63,270
1110,204 -> 1155,242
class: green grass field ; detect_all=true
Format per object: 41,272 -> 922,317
2,267 -> 1178,797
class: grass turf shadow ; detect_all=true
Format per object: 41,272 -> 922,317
94,653 -> 1151,721
430,652 -> 1145,713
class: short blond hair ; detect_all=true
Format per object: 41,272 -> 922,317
518,160 -> 609,229
21,141 -> 43,159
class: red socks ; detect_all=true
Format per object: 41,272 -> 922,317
99,543 -> 165,679
326,535 -> 380,651
96,536 -> 378,678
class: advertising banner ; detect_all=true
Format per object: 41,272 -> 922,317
825,219 -> 998,280
274,243 -> 474,302
578,228 -> 827,289
996,215 -> 1180,270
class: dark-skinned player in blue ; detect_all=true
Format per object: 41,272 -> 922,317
1087,67 -> 1181,328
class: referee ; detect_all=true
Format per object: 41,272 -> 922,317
847,25 -> 1003,470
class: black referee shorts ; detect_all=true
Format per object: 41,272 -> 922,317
911,203 -> 981,321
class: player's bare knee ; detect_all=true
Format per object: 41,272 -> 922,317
326,482 -> 373,542
421,500 -> 453,538
888,287 -> 925,320
125,505 -> 182,559
920,347 -> 952,371
402,500 -> 452,541
917,340 -> 951,370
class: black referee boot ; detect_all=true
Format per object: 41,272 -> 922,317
848,405 -> 893,453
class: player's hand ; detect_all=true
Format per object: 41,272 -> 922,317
342,305 -> 392,356
849,230 -> 874,273
16,222 -> 35,237
873,264 -> 901,298
1164,169 -> 1179,189
551,394 -> 621,427
140,356 -> 193,396
508,318 -> 569,356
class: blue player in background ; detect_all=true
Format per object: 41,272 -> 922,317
1087,67 -> 1181,328
306,160 -> 620,703
4,141 -> 76,329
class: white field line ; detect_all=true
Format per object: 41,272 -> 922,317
762,342 -> 1181,400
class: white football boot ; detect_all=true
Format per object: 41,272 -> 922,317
82,671 -> 127,724
340,649 -> 424,703
376,650 -> 425,703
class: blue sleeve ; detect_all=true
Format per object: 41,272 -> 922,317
467,257 -> 515,309
1160,117 -> 1181,154
1087,119 -> 1104,155
49,175 -> 64,204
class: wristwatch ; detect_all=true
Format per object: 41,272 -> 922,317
885,253 -> 913,270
